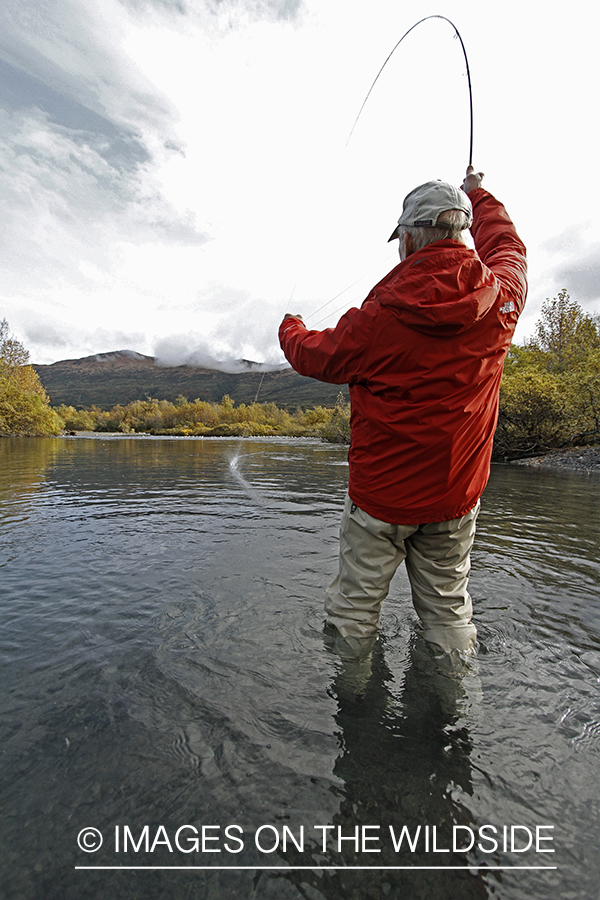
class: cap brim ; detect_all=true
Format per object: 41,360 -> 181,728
387,228 -> 399,242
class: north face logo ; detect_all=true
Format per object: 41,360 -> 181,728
500,301 -> 515,314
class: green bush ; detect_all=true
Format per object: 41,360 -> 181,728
496,368 -> 570,456
496,291 -> 600,456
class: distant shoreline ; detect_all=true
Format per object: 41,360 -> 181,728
57,432 -> 319,442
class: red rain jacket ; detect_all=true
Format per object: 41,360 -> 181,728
279,188 -> 527,524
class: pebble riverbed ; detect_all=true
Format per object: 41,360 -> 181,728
510,444 -> 600,472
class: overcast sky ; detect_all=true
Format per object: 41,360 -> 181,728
1,0 -> 599,368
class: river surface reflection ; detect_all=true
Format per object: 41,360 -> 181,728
1,436 -> 599,899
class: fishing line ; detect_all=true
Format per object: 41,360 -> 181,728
346,15 -> 474,166
304,253 -> 396,324
311,294 -> 367,329
278,18 -> 473,345
253,370 -> 266,403
300,17 -> 473,331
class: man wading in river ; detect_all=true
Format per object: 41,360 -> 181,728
279,167 -> 527,657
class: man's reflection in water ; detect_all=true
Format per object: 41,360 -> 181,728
275,633 -> 497,900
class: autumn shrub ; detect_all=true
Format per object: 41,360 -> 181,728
319,393 -> 351,444
496,292 -> 600,456
0,320 -> 61,435
55,405 -> 97,431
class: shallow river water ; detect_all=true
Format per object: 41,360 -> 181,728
1,435 -> 599,900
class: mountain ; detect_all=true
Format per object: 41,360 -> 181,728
33,351 -> 349,409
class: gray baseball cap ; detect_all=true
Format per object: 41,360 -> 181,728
387,180 -> 473,242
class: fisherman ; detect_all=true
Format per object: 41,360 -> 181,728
278,167 -> 527,656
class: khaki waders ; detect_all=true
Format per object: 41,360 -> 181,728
325,495 -> 480,654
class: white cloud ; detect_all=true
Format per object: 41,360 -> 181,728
1,0 -> 600,363
537,225 -> 600,306
0,0 -> 175,134
556,251 -> 600,305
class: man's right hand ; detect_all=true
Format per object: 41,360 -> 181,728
462,165 -> 484,193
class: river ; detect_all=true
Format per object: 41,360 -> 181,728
1,435 -> 599,899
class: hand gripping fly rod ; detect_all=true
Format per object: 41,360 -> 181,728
346,15 -> 474,166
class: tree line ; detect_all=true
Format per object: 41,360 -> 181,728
54,392 -> 350,441
1,292 -> 599,457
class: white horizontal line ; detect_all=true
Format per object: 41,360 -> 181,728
76,865 -> 558,871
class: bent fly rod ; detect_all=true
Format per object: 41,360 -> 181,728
346,15 -> 474,167
281,17 -> 475,337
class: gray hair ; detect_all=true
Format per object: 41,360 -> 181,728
400,208 -> 470,254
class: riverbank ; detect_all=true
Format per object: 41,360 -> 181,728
510,445 -> 600,472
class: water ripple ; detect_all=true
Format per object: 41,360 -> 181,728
1,438 -> 599,900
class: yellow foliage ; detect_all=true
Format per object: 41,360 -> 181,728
46,394 -> 348,439
320,393 -> 351,445
0,320 -> 61,435
302,406 -> 334,427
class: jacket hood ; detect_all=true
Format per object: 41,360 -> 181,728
373,240 -> 498,335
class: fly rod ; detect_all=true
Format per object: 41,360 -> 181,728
346,15 -> 474,167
